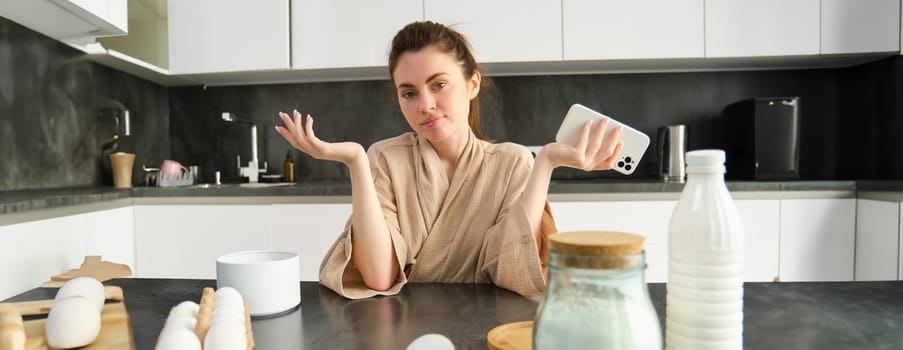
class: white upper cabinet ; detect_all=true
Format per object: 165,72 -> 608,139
0,0 -> 127,44
821,0 -> 900,54
292,0 -> 422,70
66,0 -> 128,33
705,0 -> 820,58
563,0 -> 704,60
168,0 -> 290,74
423,0 -> 561,63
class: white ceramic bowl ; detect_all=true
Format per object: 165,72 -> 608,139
216,250 -> 300,317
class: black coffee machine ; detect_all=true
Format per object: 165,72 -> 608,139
721,97 -> 800,180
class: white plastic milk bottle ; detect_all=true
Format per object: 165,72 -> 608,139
666,149 -> 744,349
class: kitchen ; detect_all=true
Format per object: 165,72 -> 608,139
1,0 -> 903,348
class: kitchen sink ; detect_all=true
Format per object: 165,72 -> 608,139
191,182 -> 295,189
237,182 -> 295,188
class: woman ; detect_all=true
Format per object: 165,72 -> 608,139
276,21 -> 622,299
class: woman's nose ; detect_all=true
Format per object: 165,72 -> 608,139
419,93 -> 436,113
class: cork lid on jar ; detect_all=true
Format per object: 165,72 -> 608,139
549,231 -> 645,269
487,321 -> 532,350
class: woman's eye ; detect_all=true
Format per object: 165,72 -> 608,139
434,82 -> 447,90
401,91 -> 416,99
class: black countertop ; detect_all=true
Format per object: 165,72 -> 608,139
4,279 -> 902,349
1,179 -> 874,215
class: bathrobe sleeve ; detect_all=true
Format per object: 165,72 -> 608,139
478,150 -> 557,298
318,144 -> 410,300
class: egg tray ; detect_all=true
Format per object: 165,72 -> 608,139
0,286 -> 134,350
157,287 -> 254,349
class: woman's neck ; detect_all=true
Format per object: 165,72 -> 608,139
427,129 -> 471,180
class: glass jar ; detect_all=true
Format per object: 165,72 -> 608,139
533,231 -> 662,349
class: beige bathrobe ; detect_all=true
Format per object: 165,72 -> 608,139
319,131 -> 557,299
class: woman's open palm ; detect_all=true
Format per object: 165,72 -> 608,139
275,110 -> 364,165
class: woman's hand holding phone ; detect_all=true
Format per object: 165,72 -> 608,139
552,104 -> 651,175
540,118 -> 624,172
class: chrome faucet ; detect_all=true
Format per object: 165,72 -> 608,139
222,112 -> 267,183
99,100 -> 131,151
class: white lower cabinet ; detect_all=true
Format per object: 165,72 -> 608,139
855,199 -> 900,281
271,204 -> 352,281
84,206 -> 135,272
735,200 -> 780,282
550,200 -> 676,282
0,194 -> 866,300
551,199 -> 781,283
0,206 -> 134,300
132,203 -> 352,281
0,214 -> 88,299
779,199 -> 856,282
133,205 -> 271,279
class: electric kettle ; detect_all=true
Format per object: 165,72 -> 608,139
657,124 -> 687,183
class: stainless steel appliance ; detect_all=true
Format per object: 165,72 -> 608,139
657,124 -> 687,183
721,97 -> 800,180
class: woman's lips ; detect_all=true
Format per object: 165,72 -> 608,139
421,116 -> 441,128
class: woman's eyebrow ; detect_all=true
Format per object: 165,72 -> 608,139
397,72 -> 449,89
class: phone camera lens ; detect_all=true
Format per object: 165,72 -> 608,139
617,161 -> 625,168
625,164 -> 632,171
625,156 -> 632,163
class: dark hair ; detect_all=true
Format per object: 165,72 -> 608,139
388,21 -> 490,141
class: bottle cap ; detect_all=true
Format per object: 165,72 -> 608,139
685,149 -> 726,174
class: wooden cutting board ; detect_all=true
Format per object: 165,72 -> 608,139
2,286 -> 135,350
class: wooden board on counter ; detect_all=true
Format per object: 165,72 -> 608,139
3,286 -> 135,350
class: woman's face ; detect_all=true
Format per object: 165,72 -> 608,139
392,46 -> 480,144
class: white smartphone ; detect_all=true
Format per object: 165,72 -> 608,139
555,104 -> 650,175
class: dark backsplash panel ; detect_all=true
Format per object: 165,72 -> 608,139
4,12 -> 900,189
171,68 -> 842,181
0,16 -> 169,191
836,56 -> 903,180
169,81 -> 409,182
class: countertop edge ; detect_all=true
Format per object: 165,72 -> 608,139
132,195 -> 354,205
6,180 -> 903,226
0,198 -> 134,226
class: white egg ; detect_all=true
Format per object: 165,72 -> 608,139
214,287 -> 244,304
214,296 -> 244,312
46,297 -> 101,349
156,327 -> 201,350
163,314 -> 197,334
55,277 -> 105,311
170,301 -> 199,319
204,320 -> 247,350
406,333 -> 455,350
209,313 -> 246,333
212,305 -> 245,323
